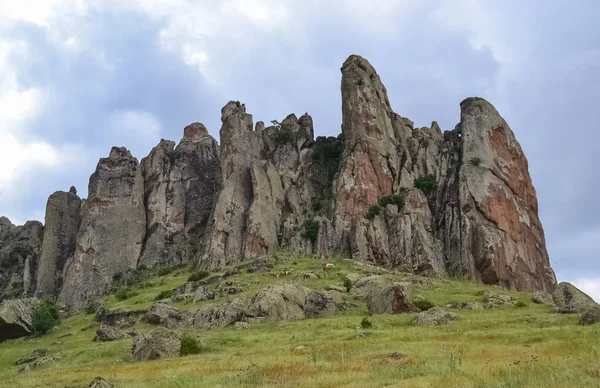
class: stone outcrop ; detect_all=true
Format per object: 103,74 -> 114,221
0,219 -> 43,300
35,190 -> 81,297
0,298 -> 41,342
552,282 -> 597,313
0,54 -> 560,309
140,123 -> 221,267
351,276 -> 416,314
59,147 -> 146,309
131,327 -> 181,362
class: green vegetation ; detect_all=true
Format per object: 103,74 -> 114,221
188,270 -> 210,282
413,298 -> 435,311
515,300 -> 528,308
378,193 -> 405,209
300,219 -> 320,244
360,317 -> 372,329
158,267 -> 174,277
312,134 -> 344,182
364,204 -> 381,221
32,299 -> 60,335
1,254 -> 598,388
155,290 -> 172,301
270,120 -> 294,144
343,278 -> 353,292
115,287 -> 138,301
180,334 -> 205,356
414,174 -> 436,196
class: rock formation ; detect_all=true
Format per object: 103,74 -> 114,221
140,123 -> 221,267
35,189 -> 81,297
59,147 -> 146,309
0,54 -> 559,309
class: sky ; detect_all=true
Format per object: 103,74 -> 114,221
0,0 -> 598,299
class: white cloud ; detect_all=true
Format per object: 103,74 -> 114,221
106,110 -> 162,158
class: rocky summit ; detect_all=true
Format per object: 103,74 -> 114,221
0,55 -> 556,310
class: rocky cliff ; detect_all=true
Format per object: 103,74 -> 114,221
0,55 -> 556,308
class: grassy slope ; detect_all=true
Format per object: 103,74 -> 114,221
1,254 -> 599,388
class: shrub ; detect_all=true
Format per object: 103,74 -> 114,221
414,174 -> 436,196
270,120 -> 294,144
158,267 -> 173,277
515,300 -> 528,308
32,300 -> 60,334
180,334 -> 204,356
364,205 -> 381,221
115,287 -> 138,301
378,194 -> 405,209
343,278 -> 353,292
300,219 -> 320,244
413,298 -> 435,311
311,201 -> 323,212
155,290 -> 172,301
188,270 -> 210,282
85,301 -> 101,315
360,317 -> 372,329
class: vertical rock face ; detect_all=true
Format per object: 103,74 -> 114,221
203,102 -> 261,269
0,218 -> 43,300
448,98 -> 556,291
140,123 -> 221,267
35,190 -> 81,297
59,147 -> 146,308
0,54 -> 558,307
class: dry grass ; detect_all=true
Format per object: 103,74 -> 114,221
1,254 -> 599,387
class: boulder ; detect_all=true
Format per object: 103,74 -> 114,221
352,276 -> 416,314
93,323 -> 137,342
18,353 -> 61,373
193,296 -> 248,329
413,307 -> 457,326
131,327 -> 181,362
532,291 -> 554,306
0,298 -> 41,342
552,282 -> 598,313
193,286 -> 215,302
89,377 -> 114,388
304,291 -> 339,318
453,301 -> 483,311
482,289 -> 516,308
16,349 -> 47,365
580,306 -> 600,325
143,303 -> 193,327
249,282 -> 308,320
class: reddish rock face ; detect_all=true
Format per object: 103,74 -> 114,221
455,98 -> 556,292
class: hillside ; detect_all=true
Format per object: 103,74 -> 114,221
0,254 -> 598,388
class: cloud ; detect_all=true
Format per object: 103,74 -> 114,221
106,110 -> 162,158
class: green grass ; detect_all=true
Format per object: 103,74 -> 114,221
1,254 -> 599,388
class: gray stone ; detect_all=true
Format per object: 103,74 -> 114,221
553,282 -> 598,313
35,190 -> 81,297
143,303 -> 193,327
482,289 -> 516,308
352,276 -> 416,314
413,307 -> 457,326
453,301 -> 483,311
89,377 -> 114,388
59,147 -> 146,309
193,296 -> 248,329
249,282 -> 308,320
131,327 -> 181,362
193,286 -> 215,302
580,306 -> 600,325
532,291 -> 554,306
0,298 -> 41,342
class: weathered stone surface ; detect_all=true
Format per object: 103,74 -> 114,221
193,286 -> 215,302
552,282 -> 597,313
140,124 -> 221,267
482,289 -> 516,308
453,301 -> 483,311
89,377 -> 114,388
351,276 -> 416,314
0,218 -> 43,299
412,307 -> 457,326
16,349 -> 47,365
193,296 -> 248,329
143,303 -> 193,327
93,323 -> 137,342
249,282 -> 308,320
35,190 -> 81,297
18,352 -> 61,372
580,306 -> 600,325
60,147 -> 146,309
442,98 -> 556,292
532,291 -> 554,305
304,290 -> 340,318
131,327 -> 181,362
0,298 -> 40,342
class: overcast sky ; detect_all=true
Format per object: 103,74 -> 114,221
0,0 -> 598,299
